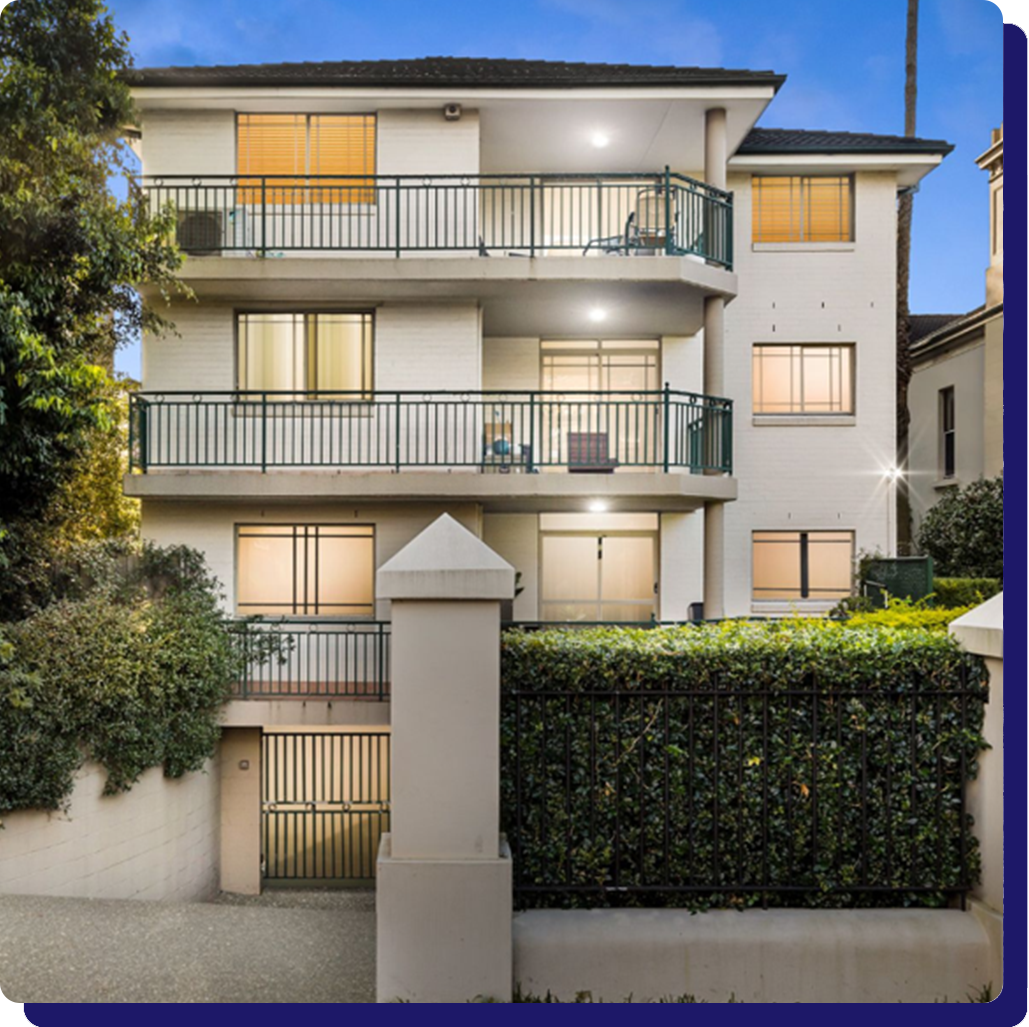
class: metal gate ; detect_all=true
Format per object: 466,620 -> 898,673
262,731 -> 391,883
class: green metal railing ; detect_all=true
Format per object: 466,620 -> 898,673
129,388 -> 733,475
234,619 -> 391,700
138,169 -> 733,269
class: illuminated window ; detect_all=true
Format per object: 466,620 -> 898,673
237,312 -> 373,396
752,531 -> 854,601
752,175 -> 853,243
236,114 -> 376,204
236,524 -> 375,616
752,344 -> 854,415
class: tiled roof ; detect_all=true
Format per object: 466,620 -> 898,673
910,313 -> 965,344
123,56 -> 786,90
738,127 -> 954,155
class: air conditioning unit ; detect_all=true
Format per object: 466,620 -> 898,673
176,210 -> 223,254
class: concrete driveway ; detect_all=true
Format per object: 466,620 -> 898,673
0,890 -> 376,1004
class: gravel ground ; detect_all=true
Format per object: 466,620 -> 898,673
0,889 -> 376,1004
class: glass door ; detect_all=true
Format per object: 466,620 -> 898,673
540,531 -> 657,622
539,341 -> 660,469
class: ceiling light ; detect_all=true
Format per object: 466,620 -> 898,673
588,307 -> 607,323
591,132 -> 610,149
588,500 -> 608,513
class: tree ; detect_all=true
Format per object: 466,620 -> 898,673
895,0 -> 919,553
917,477 -> 1004,580
0,0 -> 181,610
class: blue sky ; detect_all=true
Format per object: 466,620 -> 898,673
107,0 -> 1004,378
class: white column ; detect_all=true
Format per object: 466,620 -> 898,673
949,593 -> 1003,992
702,107 -> 729,620
376,514 -> 515,1003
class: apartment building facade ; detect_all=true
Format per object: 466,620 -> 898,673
122,57 -> 952,888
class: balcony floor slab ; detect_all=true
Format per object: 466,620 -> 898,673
124,469 -> 737,512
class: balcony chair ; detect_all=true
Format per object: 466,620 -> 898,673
581,186 -> 681,256
567,431 -> 619,473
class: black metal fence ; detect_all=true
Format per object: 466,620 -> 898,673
234,620 -> 390,700
138,170 -> 734,269
128,388 -> 733,475
262,731 -> 391,881
500,672 -> 984,909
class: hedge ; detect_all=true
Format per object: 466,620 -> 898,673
500,621 -> 988,911
0,543 -> 275,818
932,578 -> 1002,610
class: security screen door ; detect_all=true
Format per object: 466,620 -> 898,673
540,531 -> 657,622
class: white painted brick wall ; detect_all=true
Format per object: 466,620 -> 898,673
722,170 -> 899,616
483,338 -> 540,391
142,501 -> 482,619
376,303 -> 481,391
0,761 -> 219,902
140,110 -> 236,177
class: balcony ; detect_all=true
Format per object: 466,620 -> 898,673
130,388 -> 731,472
140,171 -> 733,270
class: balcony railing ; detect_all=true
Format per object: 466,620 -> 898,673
129,389 -> 733,475
138,170 -> 733,269
233,619 -> 391,700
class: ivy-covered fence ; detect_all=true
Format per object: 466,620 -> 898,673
499,622 -> 989,911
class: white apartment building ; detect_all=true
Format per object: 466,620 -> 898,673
121,58 -> 956,639
122,57 -> 952,888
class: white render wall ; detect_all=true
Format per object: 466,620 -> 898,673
141,500 -> 482,619
140,109 -> 236,177
721,170 -> 899,616
0,760 -> 219,902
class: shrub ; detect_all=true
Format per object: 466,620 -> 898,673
841,596 -> 974,631
917,477 -> 1003,579
931,578 -> 1002,610
500,621 -> 988,912
0,542 -> 264,817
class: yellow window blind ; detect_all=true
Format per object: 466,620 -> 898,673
752,175 -> 852,243
237,114 -> 376,205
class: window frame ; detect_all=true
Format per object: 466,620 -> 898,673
235,522 -> 376,619
751,530 -> 855,603
235,113 -> 377,205
752,343 -> 856,417
751,174 -> 855,244
234,309 -> 375,401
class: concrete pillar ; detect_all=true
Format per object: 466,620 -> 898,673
219,727 -> 262,895
702,254 -> 727,617
949,594 -> 1003,992
376,513 -> 515,1003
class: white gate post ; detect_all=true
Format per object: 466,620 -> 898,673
950,592 -> 1004,993
375,514 -> 515,1003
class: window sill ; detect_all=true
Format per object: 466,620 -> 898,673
752,414 -> 856,427
933,477 -> 960,490
752,242 -> 856,253
750,599 -> 842,617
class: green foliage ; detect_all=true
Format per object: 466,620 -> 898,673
931,578 -> 1002,610
500,621 -> 988,912
0,0 -> 182,568
841,596 -> 974,631
0,543 -> 258,817
917,478 -> 1004,580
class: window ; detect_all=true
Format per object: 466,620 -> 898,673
752,175 -> 853,243
236,524 -> 374,616
939,387 -> 956,479
236,114 -> 376,203
237,312 -> 373,396
752,344 -> 854,415
752,531 -> 853,602
540,340 -> 660,392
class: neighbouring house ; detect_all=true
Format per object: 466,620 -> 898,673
119,56 -> 953,890
907,125 -> 1003,537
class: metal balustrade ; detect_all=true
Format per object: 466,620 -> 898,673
129,389 -> 733,475
234,619 -> 391,700
137,169 -> 734,268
